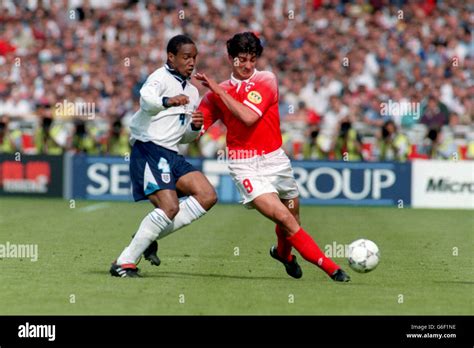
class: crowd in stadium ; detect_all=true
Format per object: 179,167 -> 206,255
0,0 -> 473,160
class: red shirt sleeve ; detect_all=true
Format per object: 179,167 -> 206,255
241,72 -> 278,117
198,91 -> 220,132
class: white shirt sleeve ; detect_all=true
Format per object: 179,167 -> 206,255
139,78 -> 167,115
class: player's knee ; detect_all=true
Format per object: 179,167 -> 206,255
161,203 -> 179,220
206,190 -> 218,209
274,209 -> 297,232
195,188 -> 217,211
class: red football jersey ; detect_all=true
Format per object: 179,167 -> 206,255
198,70 -> 282,158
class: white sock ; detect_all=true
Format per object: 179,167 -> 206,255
158,196 -> 206,240
117,208 -> 172,265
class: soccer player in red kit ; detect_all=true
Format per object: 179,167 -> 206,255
195,32 -> 350,282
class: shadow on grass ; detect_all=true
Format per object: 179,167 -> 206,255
147,270 -> 291,281
88,269 -> 363,284
88,269 -> 293,281
433,280 -> 474,285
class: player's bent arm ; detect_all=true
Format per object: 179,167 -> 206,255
139,79 -> 167,115
179,124 -> 202,144
216,90 -> 260,127
180,110 -> 204,143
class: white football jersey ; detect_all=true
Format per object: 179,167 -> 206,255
129,64 -> 200,152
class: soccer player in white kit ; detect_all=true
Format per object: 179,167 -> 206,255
196,32 -> 350,282
110,35 -> 217,278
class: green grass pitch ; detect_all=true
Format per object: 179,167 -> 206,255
0,197 -> 472,315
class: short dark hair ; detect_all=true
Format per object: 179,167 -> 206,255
167,35 -> 195,55
226,32 -> 263,58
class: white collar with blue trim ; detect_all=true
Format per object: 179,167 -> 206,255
165,63 -> 191,86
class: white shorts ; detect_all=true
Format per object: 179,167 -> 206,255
228,148 -> 299,206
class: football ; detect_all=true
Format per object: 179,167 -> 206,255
347,239 -> 380,273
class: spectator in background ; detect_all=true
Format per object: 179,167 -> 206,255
378,120 -> 410,162
466,135 -> 474,160
420,95 -> 450,129
0,0 -> 472,160
334,121 -> 363,161
71,121 -> 106,155
419,128 -> 457,160
199,120 -> 226,158
303,103 -> 321,159
34,105 -> 64,155
316,95 -> 349,159
0,117 -> 22,154
71,122 -> 93,154
0,89 -> 32,118
363,97 -> 385,128
107,119 -> 130,156
281,101 -> 316,159
459,95 -> 473,126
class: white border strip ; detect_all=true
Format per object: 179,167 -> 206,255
243,100 -> 263,117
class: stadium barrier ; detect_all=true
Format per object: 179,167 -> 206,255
0,154 -> 63,197
67,154 -> 132,201
2,154 -> 472,209
64,153 -> 202,201
64,155 -> 414,207
204,160 -> 412,206
411,160 -> 474,209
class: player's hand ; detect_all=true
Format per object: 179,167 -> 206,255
167,94 -> 190,106
195,73 -> 224,96
190,111 -> 204,129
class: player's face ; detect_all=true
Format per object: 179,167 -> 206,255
168,44 -> 198,78
231,53 -> 257,80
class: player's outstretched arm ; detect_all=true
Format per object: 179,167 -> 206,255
195,73 -> 259,126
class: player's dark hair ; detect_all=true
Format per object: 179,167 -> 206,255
226,32 -> 263,58
166,35 -> 195,55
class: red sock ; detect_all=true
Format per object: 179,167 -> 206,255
275,225 -> 292,262
287,227 -> 340,276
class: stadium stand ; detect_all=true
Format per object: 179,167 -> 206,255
0,0 -> 472,160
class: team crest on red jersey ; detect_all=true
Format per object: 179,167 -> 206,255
247,91 -> 262,104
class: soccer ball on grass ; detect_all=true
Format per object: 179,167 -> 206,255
347,239 -> 380,273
